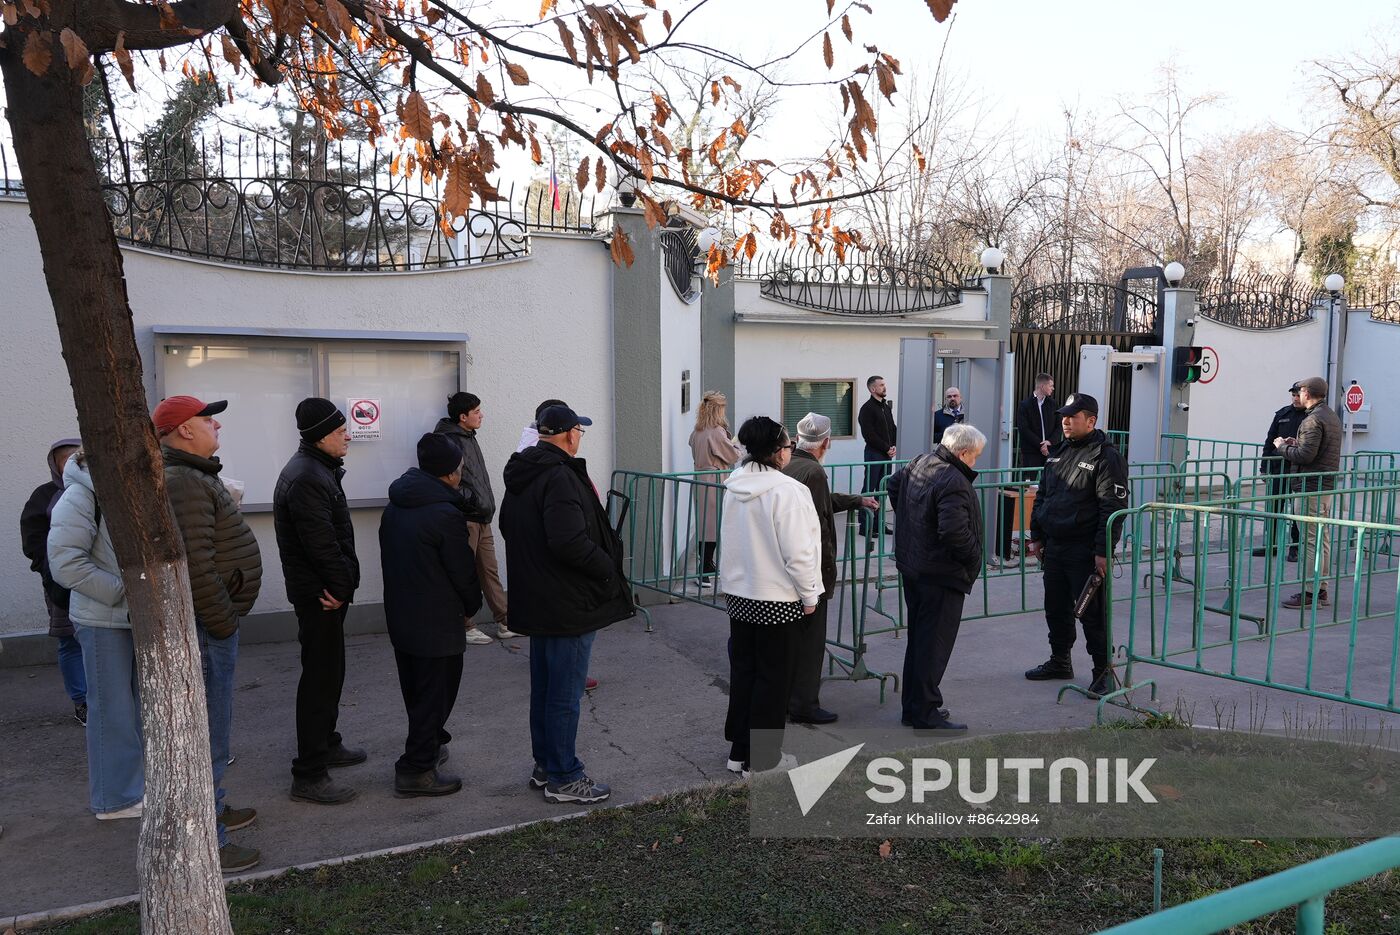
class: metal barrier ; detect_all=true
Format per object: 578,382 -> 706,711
1096,836 -> 1400,935
1075,498 -> 1400,722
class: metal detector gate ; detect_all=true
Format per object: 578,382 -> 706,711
898,337 -> 1009,469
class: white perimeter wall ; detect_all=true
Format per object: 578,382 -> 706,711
1187,315 -> 1327,447
1340,310 -> 1400,453
0,197 -> 613,636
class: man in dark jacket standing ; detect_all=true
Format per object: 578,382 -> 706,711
857,375 -> 897,547
435,392 -> 510,643
275,397 -> 365,805
1254,383 -> 1305,561
380,434 -> 483,798
932,387 -> 966,444
887,423 -> 986,730
1276,376 -> 1343,609
1024,393 -> 1130,698
782,413 -> 877,725
19,438 -> 86,724
156,395 -> 263,872
1015,373 -> 1062,469
500,405 -> 633,805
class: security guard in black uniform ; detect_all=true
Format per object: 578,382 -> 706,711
1023,393 -> 1129,697
1253,383 -> 1306,560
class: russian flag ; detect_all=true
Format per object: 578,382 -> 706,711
549,161 -> 561,212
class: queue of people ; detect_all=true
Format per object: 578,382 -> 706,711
23,390 -> 632,872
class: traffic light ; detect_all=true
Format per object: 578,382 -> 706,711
1173,346 -> 1204,384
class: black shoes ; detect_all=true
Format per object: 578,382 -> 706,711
327,744 -> 368,768
529,765 -> 549,789
1283,590 -> 1328,609
1025,655 -> 1074,680
290,775 -> 358,805
1087,666 -> 1120,699
1287,546 -> 1298,563
437,746 -> 450,767
790,708 -> 839,725
1253,545 -> 1300,562
901,708 -> 951,727
395,769 -> 463,798
909,715 -> 967,731
74,702 -> 88,726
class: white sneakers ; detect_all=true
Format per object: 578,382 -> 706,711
496,625 -> 520,639
731,752 -> 798,780
96,801 -> 143,821
463,627 -> 493,645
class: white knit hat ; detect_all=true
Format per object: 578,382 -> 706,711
796,412 -> 832,442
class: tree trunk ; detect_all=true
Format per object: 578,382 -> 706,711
0,40 -> 232,935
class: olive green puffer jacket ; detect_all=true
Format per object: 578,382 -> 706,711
162,446 -> 262,638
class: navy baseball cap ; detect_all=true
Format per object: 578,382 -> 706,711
537,405 -> 594,436
1056,393 -> 1099,417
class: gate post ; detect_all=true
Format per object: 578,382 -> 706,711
1160,286 -> 1196,466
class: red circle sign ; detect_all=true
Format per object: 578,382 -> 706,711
1198,346 -> 1220,384
1345,384 -> 1365,414
351,400 -> 380,425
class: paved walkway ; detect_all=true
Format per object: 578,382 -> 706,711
3,578 -> 1397,922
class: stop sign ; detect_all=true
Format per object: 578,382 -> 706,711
1345,383 -> 1365,413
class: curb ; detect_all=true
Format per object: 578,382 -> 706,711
6,807 -> 593,931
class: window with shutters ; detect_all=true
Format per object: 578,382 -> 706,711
780,379 -> 855,439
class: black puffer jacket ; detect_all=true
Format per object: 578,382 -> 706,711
499,442 -> 634,637
163,446 -> 263,638
379,468 -> 483,657
433,418 -> 495,523
20,438 -> 82,636
1029,429 -> 1130,556
273,443 -> 360,605
886,445 -> 983,593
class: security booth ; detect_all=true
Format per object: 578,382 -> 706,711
897,336 -> 1010,468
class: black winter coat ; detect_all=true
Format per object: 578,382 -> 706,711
379,468 -> 483,657
499,443 -> 634,637
1261,403 -> 1307,477
1029,429 -> 1130,556
886,445 -> 983,593
273,443 -> 360,605
782,449 -> 865,599
858,397 -> 897,454
932,408 -> 965,444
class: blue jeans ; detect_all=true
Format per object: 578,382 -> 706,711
528,632 -> 596,784
197,627 -> 238,847
74,625 -> 143,814
57,634 -> 87,705
859,446 -> 892,537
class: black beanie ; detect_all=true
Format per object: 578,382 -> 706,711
296,397 -> 346,443
417,433 -> 462,477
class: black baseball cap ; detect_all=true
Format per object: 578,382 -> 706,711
1288,382 -> 1301,394
537,405 -> 594,436
1056,393 -> 1099,417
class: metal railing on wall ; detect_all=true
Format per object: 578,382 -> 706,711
2,132 -> 603,272
733,244 -> 975,315
1193,274 -> 1323,330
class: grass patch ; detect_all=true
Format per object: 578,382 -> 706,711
40,784 -> 1399,935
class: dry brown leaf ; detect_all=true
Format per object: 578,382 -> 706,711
220,32 -> 242,73
402,90 -> 433,142
1364,775 -> 1388,795
662,8 -> 672,31
442,158 -> 472,216
474,72 -> 495,104
3,4 -> 20,27
113,32 -> 135,90
59,27 -> 91,75
610,228 -> 635,266
575,156 -> 589,192
539,0 -> 556,18
505,62 -> 529,86
638,146 -> 653,181
594,155 -> 606,192
18,0 -> 36,17
877,840 -> 893,860
822,31 -> 833,69
22,29 -> 52,77
555,19 -> 578,64
1149,784 -> 1183,801
673,835 -> 683,844
926,0 -> 956,22
841,14 -> 852,41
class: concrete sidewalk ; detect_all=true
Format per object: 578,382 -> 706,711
3,587 -> 1397,922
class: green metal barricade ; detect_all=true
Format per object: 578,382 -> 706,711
1084,498 -> 1400,722
1095,836 -> 1400,935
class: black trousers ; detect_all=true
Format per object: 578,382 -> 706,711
699,541 -> 718,575
393,650 -> 463,775
292,602 -> 348,780
1041,539 -> 1108,666
900,574 -> 965,725
1020,448 -> 1048,470
788,597 -> 830,716
1264,474 -> 1300,547
725,616 -> 796,771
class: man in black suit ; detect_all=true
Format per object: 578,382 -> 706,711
858,375 -> 897,549
1015,373 -> 1062,469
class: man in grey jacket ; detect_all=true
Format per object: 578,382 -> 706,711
436,392 -> 511,643
1275,376 -> 1343,609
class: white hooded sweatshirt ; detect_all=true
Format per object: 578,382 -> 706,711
718,461 -> 823,606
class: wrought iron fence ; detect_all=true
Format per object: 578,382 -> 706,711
734,244 -> 971,315
659,226 -> 699,301
1371,300 -> 1400,326
1011,280 -> 1159,332
4,132 -> 601,271
1193,274 -> 1322,330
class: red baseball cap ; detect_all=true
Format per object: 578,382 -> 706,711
152,395 -> 228,436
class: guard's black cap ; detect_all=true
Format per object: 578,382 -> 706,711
1289,382 -> 1301,394
1056,393 -> 1099,417
537,405 -> 593,436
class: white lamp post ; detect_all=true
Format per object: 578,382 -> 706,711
979,246 -> 1005,274
1164,261 -> 1185,287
